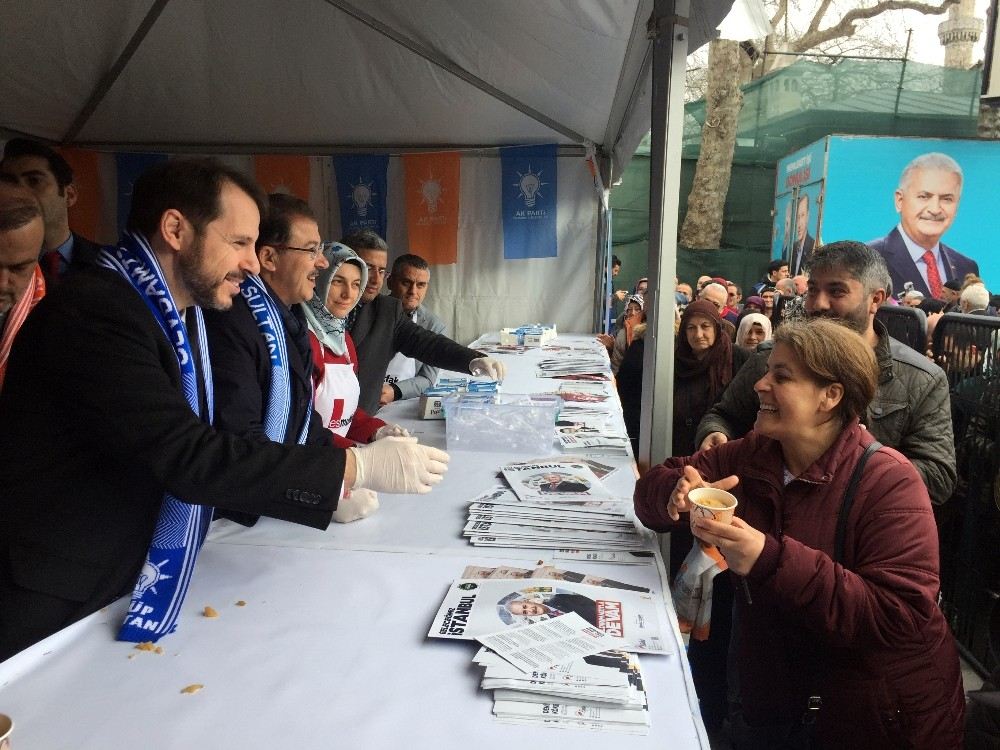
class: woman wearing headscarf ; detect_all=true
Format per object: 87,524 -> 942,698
302,244 -> 409,522
673,300 -> 746,457
635,319 -> 964,748
735,312 -> 773,353
606,294 -> 644,374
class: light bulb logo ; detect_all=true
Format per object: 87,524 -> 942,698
420,175 -> 443,213
350,178 -> 375,217
515,166 -> 545,208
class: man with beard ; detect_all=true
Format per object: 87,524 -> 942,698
342,229 -> 504,414
0,159 -> 447,659
697,240 -> 955,506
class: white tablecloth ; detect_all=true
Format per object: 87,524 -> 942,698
0,334 -> 707,749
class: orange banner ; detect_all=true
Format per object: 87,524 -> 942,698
254,155 -> 310,199
402,152 -> 460,265
59,147 -> 103,243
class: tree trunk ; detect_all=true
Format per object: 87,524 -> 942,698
680,39 -> 744,249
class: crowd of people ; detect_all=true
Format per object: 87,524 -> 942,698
0,141 -> 508,659
610,240 -> 996,747
2,134 -> 998,747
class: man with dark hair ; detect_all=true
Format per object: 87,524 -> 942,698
697,240 -> 956,505
750,259 -> 789,296
341,230 -> 505,414
0,160 -> 447,660
869,152 -> 979,300
0,181 -> 45,390
790,193 -> 815,275
0,138 -> 102,284
381,252 -> 448,405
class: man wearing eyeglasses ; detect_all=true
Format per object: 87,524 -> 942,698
699,282 -> 737,337
341,229 -> 505,414
203,193 -> 331,464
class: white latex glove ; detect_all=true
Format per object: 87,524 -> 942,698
469,356 -> 506,382
348,436 -> 449,494
331,488 -> 380,524
373,423 -> 411,441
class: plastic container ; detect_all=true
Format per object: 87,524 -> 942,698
443,393 -> 562,454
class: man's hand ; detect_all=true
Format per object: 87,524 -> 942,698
666,465 -> 739,522
614,289 -> 628,302
373,423 -> 410,440
691,516 -> 764,576
331,488 -> 380,524
469,357 -> 506,382
380,384 -> 396,406
348,437 -> 449,494
699,432 -> 729,451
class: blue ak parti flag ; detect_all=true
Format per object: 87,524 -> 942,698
333,155 -> 389,239
501,144 -> 557,260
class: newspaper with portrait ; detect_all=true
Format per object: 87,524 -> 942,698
427,576 -> 673,654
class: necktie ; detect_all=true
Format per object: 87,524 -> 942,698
42,251 -> 62,285
921,250 -> 943,299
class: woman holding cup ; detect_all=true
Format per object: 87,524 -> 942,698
634,318 -> 963,748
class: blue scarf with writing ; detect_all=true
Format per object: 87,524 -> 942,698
99,231 -> 215,643
239,275 -> 311,445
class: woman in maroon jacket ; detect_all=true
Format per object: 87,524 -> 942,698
634,318 -> 964,748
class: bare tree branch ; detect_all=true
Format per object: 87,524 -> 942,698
770,0 -> 788,27
792,0 -> 959,52
806,0 -> 836,36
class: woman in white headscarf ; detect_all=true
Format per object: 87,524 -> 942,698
735,312 -> 773,353
302,244 -> 408,522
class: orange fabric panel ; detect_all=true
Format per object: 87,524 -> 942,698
402,152 -> 460,265
59,147 -> 102,242
254,155 -> 310,199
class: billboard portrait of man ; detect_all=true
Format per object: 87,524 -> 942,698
868,152 -> 980,299
791,193 -> 815,275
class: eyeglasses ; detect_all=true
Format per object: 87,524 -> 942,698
272,241 -> 332,260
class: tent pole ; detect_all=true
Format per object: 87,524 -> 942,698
61,0 -> 172,144
638,0 -> 688,470
321,0 -> 588,145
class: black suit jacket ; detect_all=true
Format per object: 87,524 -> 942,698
0,268 -> 346,658
791,233 -> 815,275
350,294 -> 483,413
869,227 -> 980,298
40,233 -> 104,287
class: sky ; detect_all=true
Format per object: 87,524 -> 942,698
901,0 -> 990,64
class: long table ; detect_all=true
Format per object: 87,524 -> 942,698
0,334 -> 708,749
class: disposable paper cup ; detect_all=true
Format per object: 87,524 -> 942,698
688,487 -> 738,528
0,713 -> 12,750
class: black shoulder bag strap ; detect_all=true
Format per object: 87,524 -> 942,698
799,439 -> 883,744
833,440 -> 883,565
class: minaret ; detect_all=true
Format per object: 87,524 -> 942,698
938,0 -> 984,68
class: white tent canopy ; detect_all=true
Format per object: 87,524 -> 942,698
3,1 -> 737,454
1,0 -> 733,174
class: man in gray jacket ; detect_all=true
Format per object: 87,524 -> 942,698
381,253 -> 448,406
697,240 -> 956,505
342,230 -> 504,414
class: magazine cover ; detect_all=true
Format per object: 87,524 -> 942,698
502,461 -> 612,502
428,578 -> 673,653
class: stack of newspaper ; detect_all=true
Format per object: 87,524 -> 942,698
428,566 -> 665,733
475,646 -> 650,733
464,484 -> 644,551
536,355 -> 610,381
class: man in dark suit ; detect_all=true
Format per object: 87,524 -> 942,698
0,159 -> 444,660
790,193 -> 815,275
868,152 -> 979,300
342,229 -> 505,414
0,139 -> 103,284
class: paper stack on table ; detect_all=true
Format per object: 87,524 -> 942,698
428,566 -> 663,733
475,646 -> 651,734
